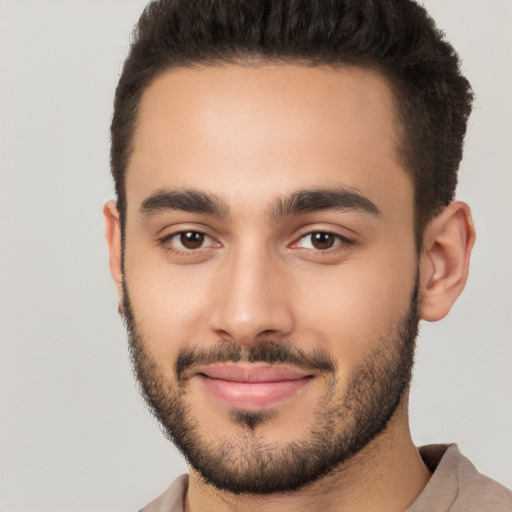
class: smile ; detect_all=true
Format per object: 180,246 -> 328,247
196,364 -> 314,410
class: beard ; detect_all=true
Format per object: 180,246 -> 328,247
122,276 -> 419,495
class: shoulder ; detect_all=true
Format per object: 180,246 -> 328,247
138,474 -> 189,512
449,447 -> 512,511
409,444 -> 512,512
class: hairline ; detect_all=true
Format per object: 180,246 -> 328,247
119,57 -> 421,244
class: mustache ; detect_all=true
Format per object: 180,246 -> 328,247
175,340 -> 337,381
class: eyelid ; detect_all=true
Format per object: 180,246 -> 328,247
157,227 -> 222,255
290,229 -> 355,252
155,223 -> 355,257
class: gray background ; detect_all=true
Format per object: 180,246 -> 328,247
0,0 -> 511,510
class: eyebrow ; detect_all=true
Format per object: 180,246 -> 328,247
268,187 -> 380,221
139,186 -> 380,220
140,188 -> 229,217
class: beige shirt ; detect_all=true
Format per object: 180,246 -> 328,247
140,444 -> 512,511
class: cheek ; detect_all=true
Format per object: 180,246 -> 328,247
123,240 -> 215,357
294,247 -> 417,364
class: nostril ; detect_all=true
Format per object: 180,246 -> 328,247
260,329 -> 279,337
214,329 -> 232,340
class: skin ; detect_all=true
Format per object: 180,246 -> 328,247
104,64 -> 475,511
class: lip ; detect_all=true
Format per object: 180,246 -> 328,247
196,363 -> 314,410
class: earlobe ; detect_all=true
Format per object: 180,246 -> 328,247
419,201 -> 475,322
103,200 -> 123,299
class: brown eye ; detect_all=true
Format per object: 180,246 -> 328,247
293,231 -> 349,252
179,231 -> 205,249
311,232 -> 336,250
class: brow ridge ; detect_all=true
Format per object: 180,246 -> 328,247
139,188 -> 230,217
139,186 -> 380,221
269,187 -> 380,221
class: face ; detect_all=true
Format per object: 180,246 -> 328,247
120,64 -> 419,493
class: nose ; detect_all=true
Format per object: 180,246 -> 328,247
209,247 -> 295,346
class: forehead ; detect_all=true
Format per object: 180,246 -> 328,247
126,63 -> 411,218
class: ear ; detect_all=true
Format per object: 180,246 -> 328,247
103,200 -> 123,300
419,201 -> 476,322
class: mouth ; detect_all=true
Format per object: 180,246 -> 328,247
195,363 -> 314,410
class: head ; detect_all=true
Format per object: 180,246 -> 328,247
111,0 -> 473,248
105,0 -> 475,496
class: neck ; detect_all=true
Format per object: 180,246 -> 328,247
185,398 -> 431,512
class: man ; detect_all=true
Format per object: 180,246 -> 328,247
103,0 -> 512,510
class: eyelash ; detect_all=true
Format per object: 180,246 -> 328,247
292,231 -> 353,253
157,230 -> 217,256
158,229 -> 354,258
